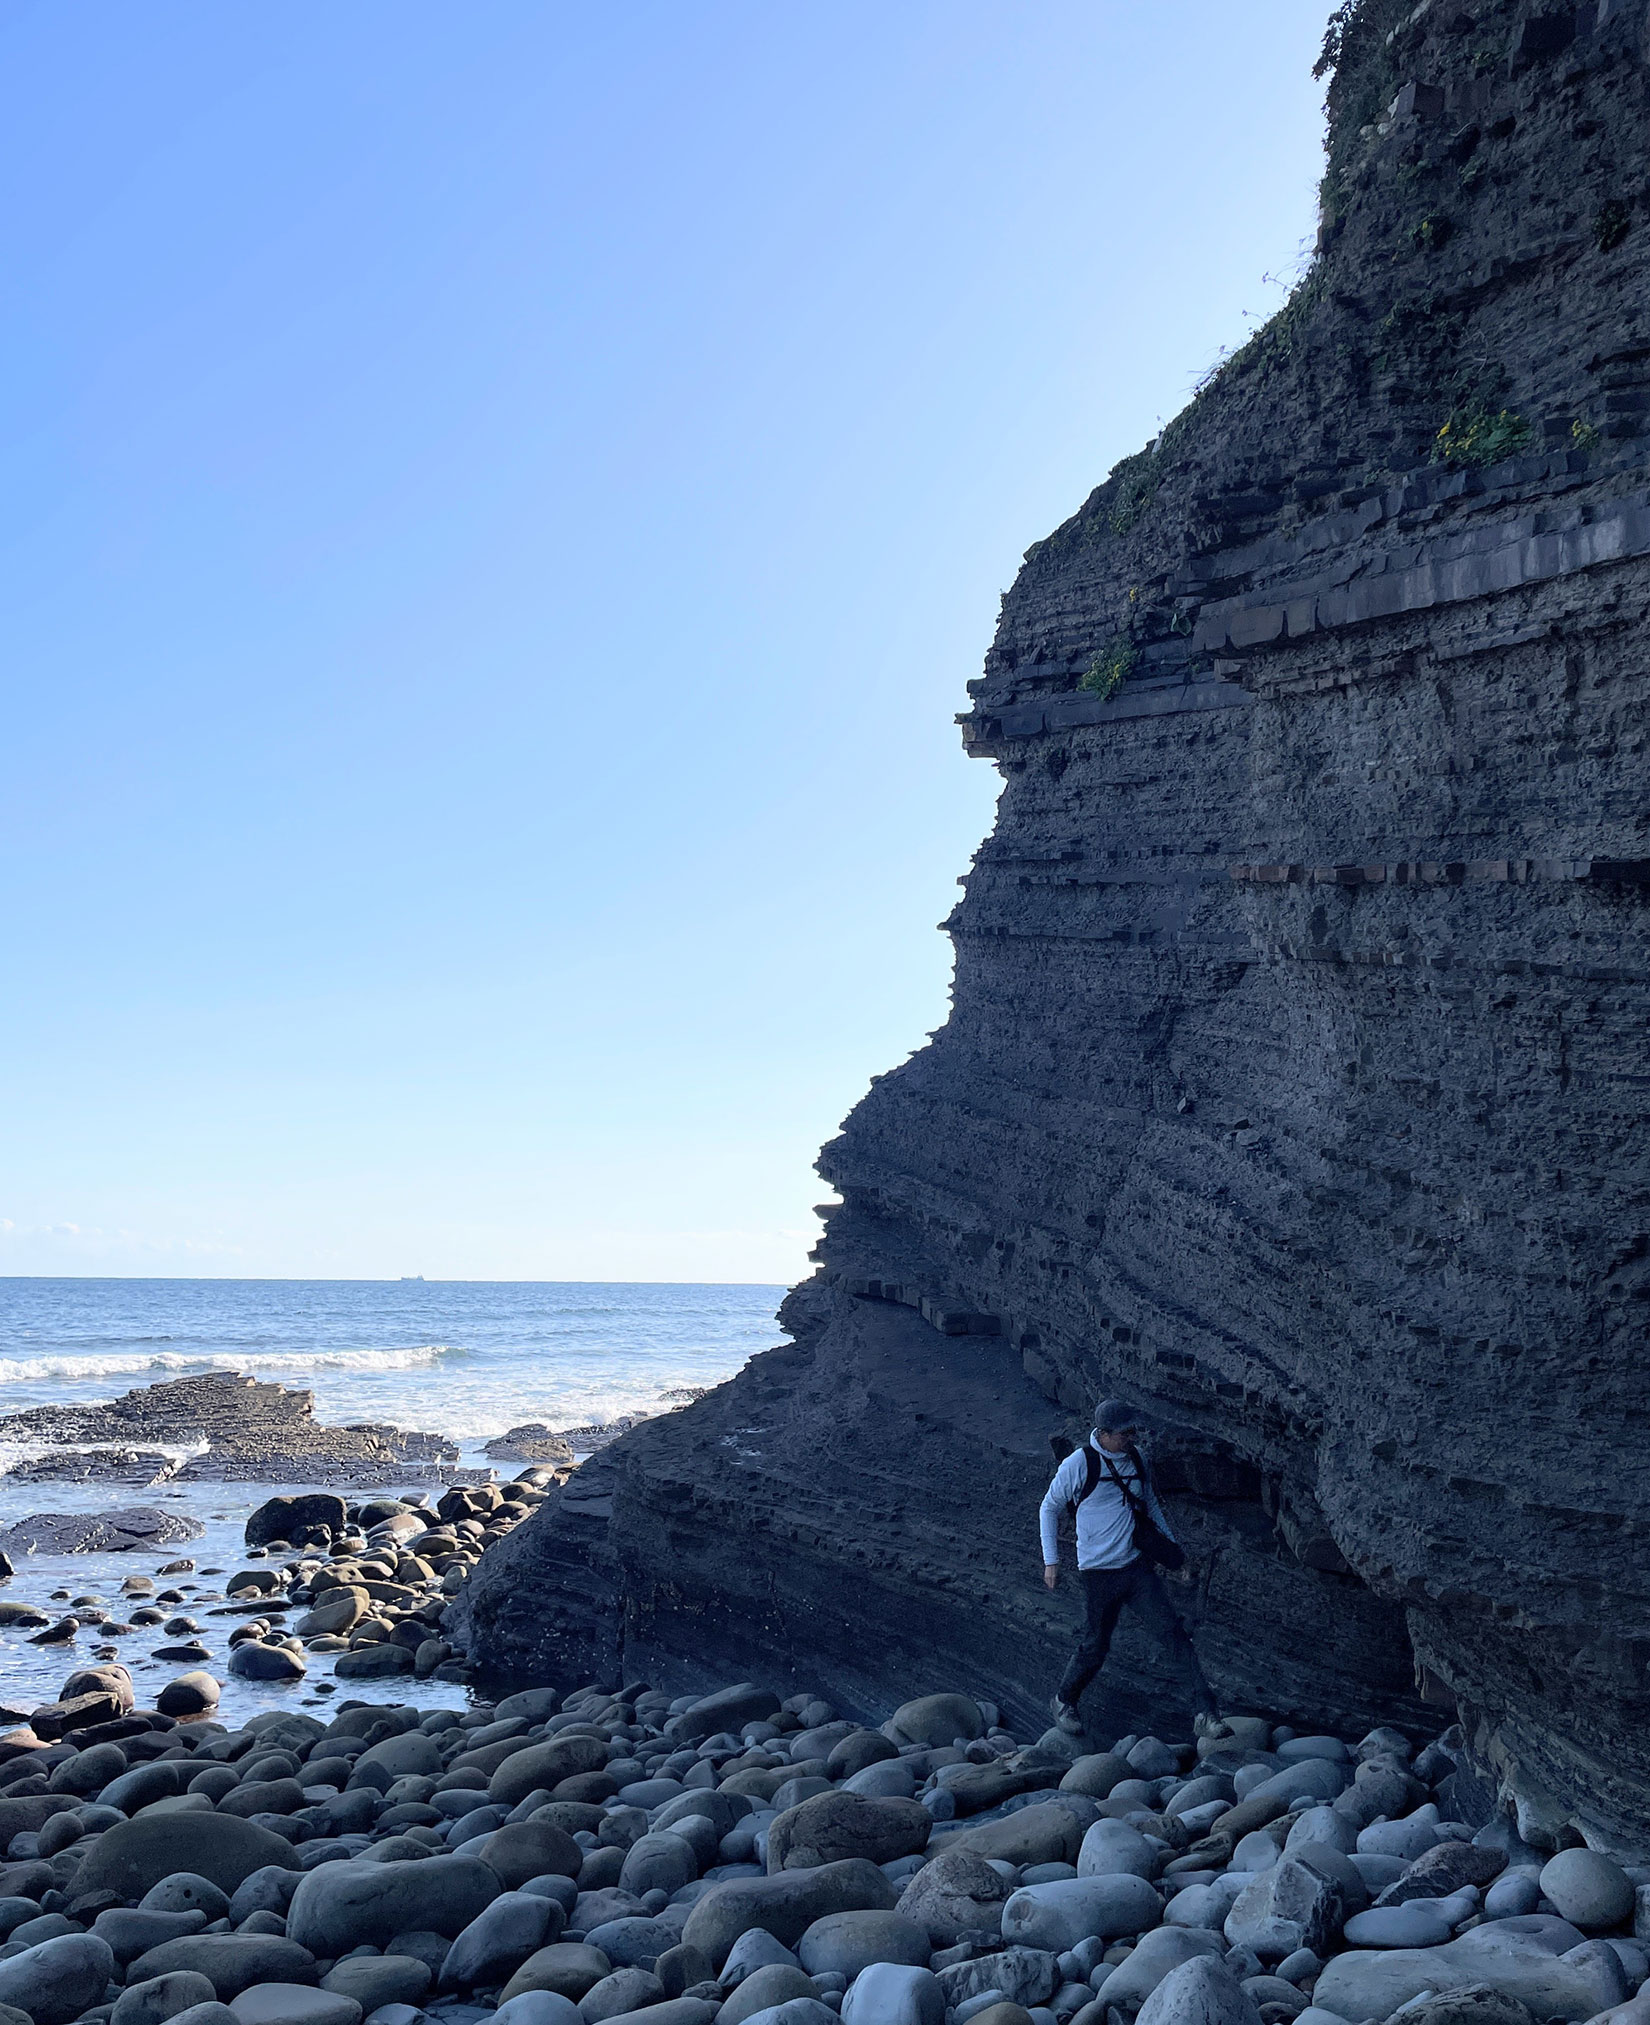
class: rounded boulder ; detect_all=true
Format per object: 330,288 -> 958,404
1001,1876 -> 1163,1952
769,1793 -> 932,1873
895,1847 -> 1011,1947
1538,1850 -> 1634,1932
883,1698 -> 984,1749
0,1933 -> 119,2025
840,1963 -> 944,2025
286,1855 -> 501,1955
683,1859 -> 900,1970
74,1814 -> 300,1900
796,1911 -> 928,1980
113,1971 -> 222,2025
484,1820 -> 585,1890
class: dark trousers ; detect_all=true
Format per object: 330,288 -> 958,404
1057,1560 -> 1215,1713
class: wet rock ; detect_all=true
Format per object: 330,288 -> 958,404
157,1673 -> 222,1719
228,1644 -> 307,1683
0,1508 -> 206,1555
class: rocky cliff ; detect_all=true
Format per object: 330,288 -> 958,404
460,0 -> 1650,1852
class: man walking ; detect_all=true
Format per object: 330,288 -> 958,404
1040,1398 -> 1218,1734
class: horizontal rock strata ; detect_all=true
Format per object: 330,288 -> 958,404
465,0 -> 1650,1853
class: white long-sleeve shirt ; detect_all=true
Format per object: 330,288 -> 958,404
1039,1436 -> 1177,1572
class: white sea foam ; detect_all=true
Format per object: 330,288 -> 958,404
0,1344 -> 466,1385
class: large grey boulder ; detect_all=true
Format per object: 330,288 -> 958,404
944,1801 -> 1096,1869
1001,1875 -> 1163,1952
682,1859 -> 899,1969
796,1912 -> 929,1979
246,1495 -> 347,1547
1377,1842 -> 1506,1907
840,1963 -> 944,2025
0,1933 -> 118,2025
113,1972 -> 222,2025
933,1949 -> 1060,2010
286,1855 -> 501,1954
75,1815 -> 299,1900
1312,1916 -> 1630,2023
619,1833 -> 698,1898
896,1848 -> 1012,1946
1539,1851 -> 1635,1931
883,1698 -> 985,1748
440,1891 -> 561,1990
1224,1857 -> 1345,1962
125,1936 -> 319,2000
1077,1821 -> 1158,1882
1099,1929 -> 1225,2014
769,1793 -> 932,1872
718,1965 -> 819,2025
498,1944 -> 615,2004
1134,1956 -> 1264,2025
488,1737 -> 608,1808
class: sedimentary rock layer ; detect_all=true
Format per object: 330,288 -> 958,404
465,0 -> 1650,1847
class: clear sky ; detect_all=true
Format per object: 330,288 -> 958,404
1,1 -> 1330,1284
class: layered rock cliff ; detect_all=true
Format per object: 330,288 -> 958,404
461,0 -> 1650,1851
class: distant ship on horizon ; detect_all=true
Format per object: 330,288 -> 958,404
399,1275 -> 425,1282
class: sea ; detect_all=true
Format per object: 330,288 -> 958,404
0,1278 -> 785,1722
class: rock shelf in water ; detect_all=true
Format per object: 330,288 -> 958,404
0,1674 -> 1644,2025
0,1376 -> 459,1487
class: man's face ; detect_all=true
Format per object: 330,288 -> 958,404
1097,1424 -> 1135,1453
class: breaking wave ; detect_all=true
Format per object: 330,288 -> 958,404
0,1344 -> 468,1385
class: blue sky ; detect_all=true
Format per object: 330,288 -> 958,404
1,1 -> 1330,1282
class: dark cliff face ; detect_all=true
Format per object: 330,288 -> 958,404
462,0 -> 1650,1850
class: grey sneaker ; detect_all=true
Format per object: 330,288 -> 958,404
1051,1696 -> 1084,1736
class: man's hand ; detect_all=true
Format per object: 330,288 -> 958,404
1043,1563 -> 1059,1590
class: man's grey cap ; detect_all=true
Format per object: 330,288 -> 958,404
1094,1398 -> 1143,1433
